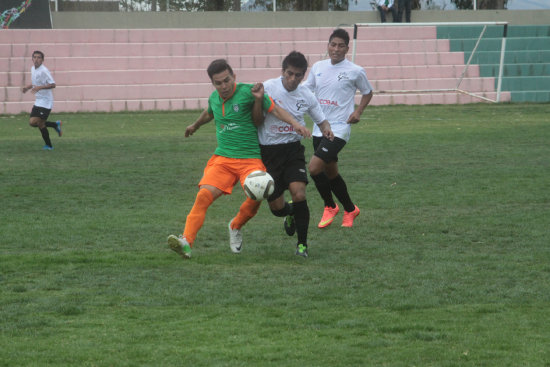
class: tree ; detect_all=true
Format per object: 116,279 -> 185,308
205,0 -> 225,10
451,0 -> 508,9
245,0 -> 347,11
119,0 -> 365,11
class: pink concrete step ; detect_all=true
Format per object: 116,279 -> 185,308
1,55 -> 289,71
367,65 -> 480,79
1,38 -> 450,59
1,76 -> 499,104
1,42 -> 307,58
0,27 -> 437,45
368,91 -> 511,105
1,98 -> 206,114
0,26 -> 503,113
357,52 -> 466,67
2,68 -> 282,87
357,39 -> 450,53
373,77 -> 497,93
352,26 -> 437,41
4,84 -> 216,102
1,90 -> 512,115
0,28 -> 343,44
2,42 -> 309,58
2,52 -> 466,75
2,64 -> 481,87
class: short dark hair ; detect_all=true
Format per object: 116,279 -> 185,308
329,28 -> 350,46
32,50 -> 45,59
207,59 -> 234,80
282,51 -> 308,73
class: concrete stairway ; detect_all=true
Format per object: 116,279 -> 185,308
1,26 -> 509,114
437,25 -> 550,103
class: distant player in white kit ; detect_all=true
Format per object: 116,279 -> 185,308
21,50 -> 62,150
259,51 -> 334,257
304,28 -> 374,228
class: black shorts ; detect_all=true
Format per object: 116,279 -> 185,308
260,141 -> 308,201
30,106 -> 51,120
313,136 -> 347,163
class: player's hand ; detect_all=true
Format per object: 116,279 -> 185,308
346,111 -> 361,124
251,83 -> 264,100
319,122 -> 334,141
294,124 -> 311,138
185,123 -> 198,137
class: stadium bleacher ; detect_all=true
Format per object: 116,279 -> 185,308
4,24 -> 549,114
437,25 -> 550,103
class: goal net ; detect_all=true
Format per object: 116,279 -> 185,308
350,21 -> 509,103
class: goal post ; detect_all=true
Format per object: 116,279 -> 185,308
351,21 -> 509,103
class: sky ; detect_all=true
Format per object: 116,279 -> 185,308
348,0 -> 550,10
506,0 -> 550,10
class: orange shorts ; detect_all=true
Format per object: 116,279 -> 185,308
199,155 -> 266,195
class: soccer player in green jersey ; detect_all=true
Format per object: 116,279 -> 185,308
168,59 -> 310,259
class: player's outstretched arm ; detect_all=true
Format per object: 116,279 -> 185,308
347,91 -> 373,124
185,108 -> 213,137
30,83 -> 56,94
22,84 -> 33,93
270,104 -> 311,138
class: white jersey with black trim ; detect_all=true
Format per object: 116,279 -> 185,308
258,77 -> 326,146
31,64 -> 55,109
303,58 -> 373,142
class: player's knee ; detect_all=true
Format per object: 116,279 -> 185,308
308,157 -> 325,176
308,162 -> 320,176
291,191 -> 306,203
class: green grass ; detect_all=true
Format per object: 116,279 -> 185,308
1,104 -> 549,366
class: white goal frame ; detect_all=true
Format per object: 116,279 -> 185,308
351,21 -> 509,103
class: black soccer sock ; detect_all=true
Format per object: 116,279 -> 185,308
310,172 -> 336,208
40,127 -> 52,147
287,201 -> 294,216
329,174 -> 355,212
45,121 -> 57,129
293,200 -> 309,246
270,201 -> 292,217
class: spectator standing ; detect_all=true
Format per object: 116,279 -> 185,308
398,0 -> 412,23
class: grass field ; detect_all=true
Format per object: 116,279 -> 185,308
1,104 -> 549,366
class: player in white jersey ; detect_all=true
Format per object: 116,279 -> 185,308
258,51 -> 334,257
303,29 -> 374,229
22,51 -> 62,150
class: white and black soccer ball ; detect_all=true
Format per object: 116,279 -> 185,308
243,170 -> 274,201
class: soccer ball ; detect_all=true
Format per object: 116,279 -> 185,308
243,171 -> 274,201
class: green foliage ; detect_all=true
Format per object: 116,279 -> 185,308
1,104 -> 549,366
118,0 -> 506,11
120,0 -> 348,11
119,0 -> 234,12
450,0 -> 508,9
245,0 -> 348,11
451,0 -> 474,8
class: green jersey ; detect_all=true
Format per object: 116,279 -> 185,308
208,83 -> 274,159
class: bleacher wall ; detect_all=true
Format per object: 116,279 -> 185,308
3,10 -> 548,114
50,10 -> 550,29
